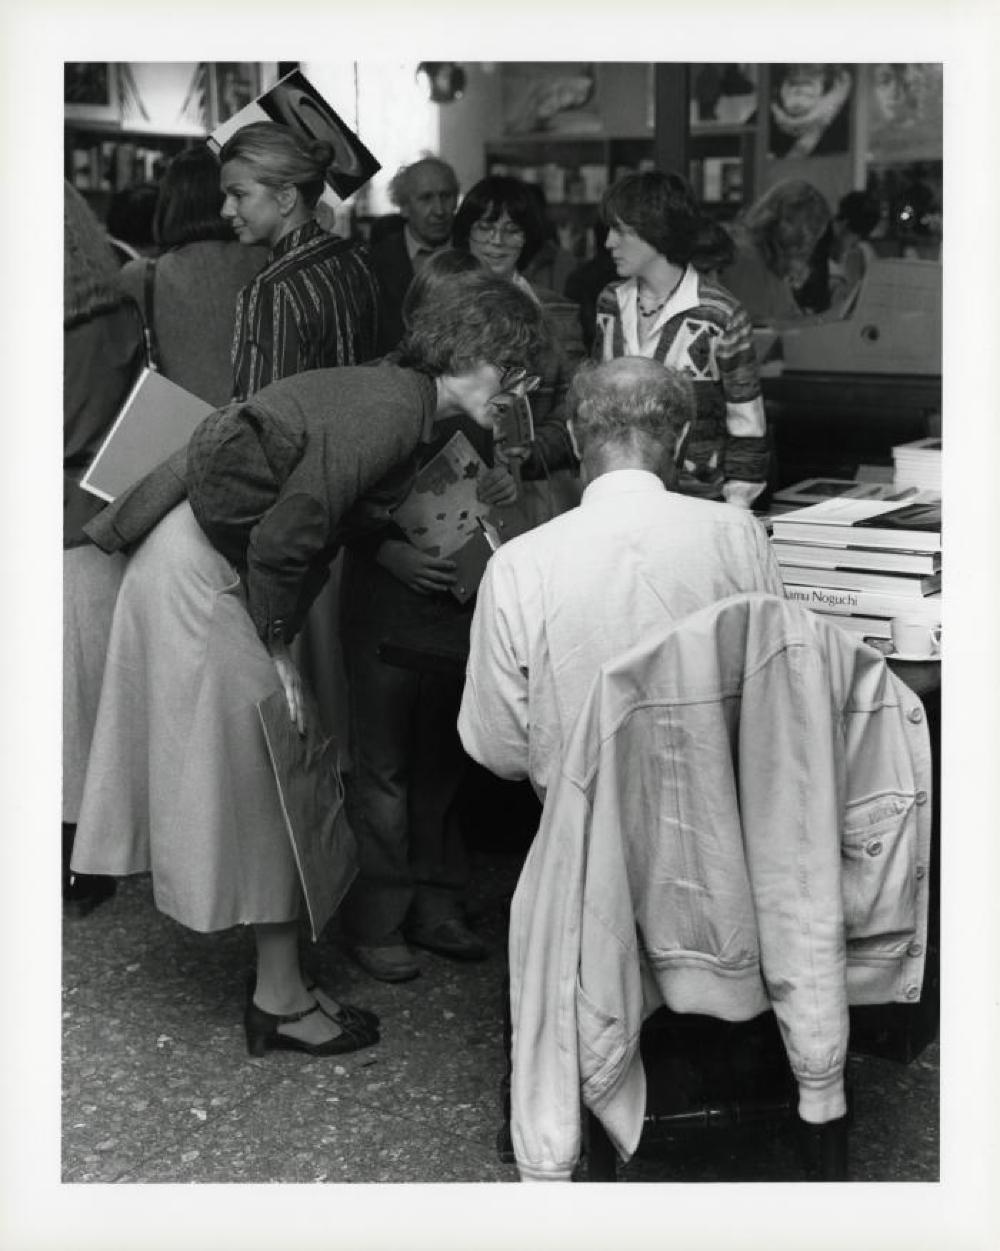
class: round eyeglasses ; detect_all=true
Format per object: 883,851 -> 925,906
470,219 -> 525,245
496,366 -> 541,395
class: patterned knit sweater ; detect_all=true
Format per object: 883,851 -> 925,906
593,268 -> 769,505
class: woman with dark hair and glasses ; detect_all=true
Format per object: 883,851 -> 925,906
593,169 -> 769,508
219,121 -> 380,399
72,269 -> 547,1059
452,176 -> 586,495
117,146 -> 267,406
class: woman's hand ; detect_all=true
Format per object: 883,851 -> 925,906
269,639 -> 306,735
377,540 -> 457,595
476,465 -> 519,507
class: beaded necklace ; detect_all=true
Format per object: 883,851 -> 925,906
636,271 -> 684,318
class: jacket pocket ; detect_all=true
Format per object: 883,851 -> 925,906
841,791 -> 916,947
576,980 -> 630,1096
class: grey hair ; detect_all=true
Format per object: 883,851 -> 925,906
568,357 -> 694,462
387,156 -> 459,210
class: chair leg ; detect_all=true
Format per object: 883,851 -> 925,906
584,1111 -> 618,1182
797,1114 -> 849,1181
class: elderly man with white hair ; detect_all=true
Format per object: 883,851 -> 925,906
458,355 -> 784,801
369,156 -> 460,353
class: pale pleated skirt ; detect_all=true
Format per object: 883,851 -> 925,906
72,501 -> 301,932
63,545 -> 127,823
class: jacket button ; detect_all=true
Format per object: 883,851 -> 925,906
915,864 -> 927,880
865,839 -> 883,857
915,790 -> 928,805
907,942 -> 923,957
904,985 -> 920,1000
907,706 -> 924,724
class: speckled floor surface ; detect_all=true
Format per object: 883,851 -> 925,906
62,849 -> 939,1185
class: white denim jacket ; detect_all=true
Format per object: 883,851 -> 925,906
509,594 -> 932,1181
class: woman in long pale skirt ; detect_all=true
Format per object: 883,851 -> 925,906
63,180 -> 146,915
73,269 -> 549,1058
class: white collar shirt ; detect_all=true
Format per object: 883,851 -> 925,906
459,469 -> 784,799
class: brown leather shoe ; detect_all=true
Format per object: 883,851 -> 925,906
348,942 -> 421,983
406,917 -> 489,963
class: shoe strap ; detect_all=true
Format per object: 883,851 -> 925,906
276,1000 -> 323,1026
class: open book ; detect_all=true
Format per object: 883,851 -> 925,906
208,68 -> 380,199
389,430 -> 502,603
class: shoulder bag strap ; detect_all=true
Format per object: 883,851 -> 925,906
142,256 -> 161,371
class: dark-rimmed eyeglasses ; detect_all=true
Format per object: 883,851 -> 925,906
496,366 -> 541,395
471,219 -> 525,244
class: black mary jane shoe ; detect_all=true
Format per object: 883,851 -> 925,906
244,976 -> 379,1033
306,982 -> 380,1033
244,997 -> 380,1058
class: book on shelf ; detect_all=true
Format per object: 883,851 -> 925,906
783,584 -> 942,623
770,539 -> 940,576
776,564 -> 941,597
80,367 -> 213,503
207,68 -> 380,199
770,495 -> 941,553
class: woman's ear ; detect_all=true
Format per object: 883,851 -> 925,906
275,183 -> 299,217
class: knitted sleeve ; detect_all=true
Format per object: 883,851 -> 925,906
715,300 -> 770,496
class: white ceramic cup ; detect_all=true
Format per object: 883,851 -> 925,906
890,618 -> 942,658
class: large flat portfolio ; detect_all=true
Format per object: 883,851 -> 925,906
781,258 -> 941,376
80,367 -> 213,502
256,690 -> 358,942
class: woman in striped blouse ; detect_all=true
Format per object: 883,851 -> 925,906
220,121 -> 379,400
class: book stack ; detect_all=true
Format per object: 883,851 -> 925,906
769,495 -> 942,645
892,437 -> 942,492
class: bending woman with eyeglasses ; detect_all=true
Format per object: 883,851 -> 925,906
336,249 -> 532,983
71,269 -> 547,1056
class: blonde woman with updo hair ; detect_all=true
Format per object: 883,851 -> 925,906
219,121 -> 380,399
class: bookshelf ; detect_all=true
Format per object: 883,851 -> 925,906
65,122 -> 202,220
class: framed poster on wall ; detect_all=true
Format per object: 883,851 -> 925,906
209,63 -> 262,129
501,63 -> 601,135
865,64 -> 943,163
689,64 -> 758,129
768,64 -> 853,159
64,62 -> 119,123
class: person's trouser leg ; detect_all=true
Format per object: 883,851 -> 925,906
406,669 -> 470,929
340,632 -> 418,944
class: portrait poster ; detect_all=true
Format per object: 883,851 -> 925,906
209,62 -> 261,128
501,62 -> 601,135
64,61 -> 118,122
208,67 -> 380,198
866,63 -> 943,163
768,63 -> 853,158
689,63 -> 758,129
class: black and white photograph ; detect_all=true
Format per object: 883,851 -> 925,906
3,5 -> 999,1250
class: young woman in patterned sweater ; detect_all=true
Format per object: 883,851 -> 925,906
592,169 -> 770,508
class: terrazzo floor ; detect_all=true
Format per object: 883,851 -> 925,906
62,848 -> 939,1186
